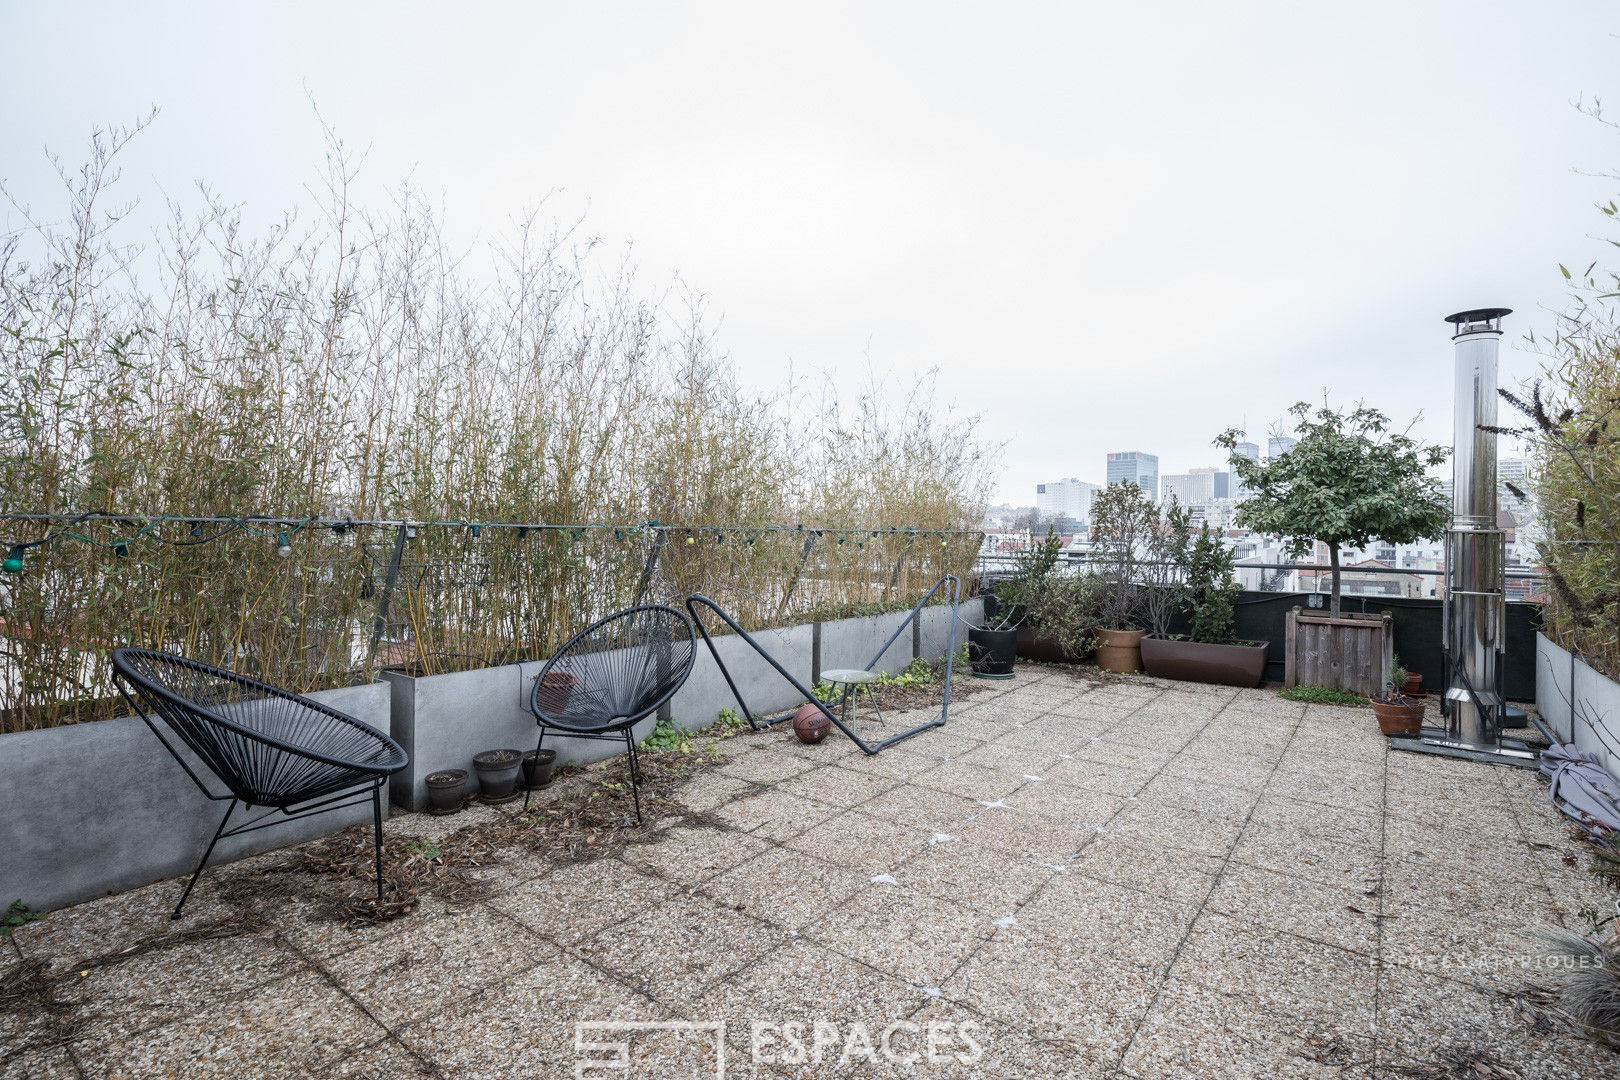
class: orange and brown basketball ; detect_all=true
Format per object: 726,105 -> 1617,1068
792,703 -> 832,744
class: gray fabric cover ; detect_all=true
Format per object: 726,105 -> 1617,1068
1539,742 -> 1620,835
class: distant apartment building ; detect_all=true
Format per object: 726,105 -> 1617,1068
1035,478 -> 1099,524
1105,451 -> 1159,501
1228,441 -> 1260,499
1160,471 -> 1214,508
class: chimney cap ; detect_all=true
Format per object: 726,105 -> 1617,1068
1444,307 -> 1511,326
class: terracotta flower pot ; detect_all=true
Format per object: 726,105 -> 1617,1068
1372,699 -> 1424,737
535,671 -> 578,713
1402,672 -> 1424,698
1095,628 -> 1146,674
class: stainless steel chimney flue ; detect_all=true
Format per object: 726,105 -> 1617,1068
1442,308 -> 1510,748
1390,307 -> 1538,767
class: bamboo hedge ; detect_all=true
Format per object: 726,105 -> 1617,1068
0,122 -> 994,731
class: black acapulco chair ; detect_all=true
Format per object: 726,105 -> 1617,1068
523,605 -> 697,822
110,648 -> 409,919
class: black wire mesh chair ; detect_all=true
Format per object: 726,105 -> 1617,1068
523,605 -> 696,822
110,648 -> 409,919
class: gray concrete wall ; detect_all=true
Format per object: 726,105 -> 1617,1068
384,661 -> 661,811
1538,631 -> 1620,781
669,622 -> 813,731
0,681 -> 392,913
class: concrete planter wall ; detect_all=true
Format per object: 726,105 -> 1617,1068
4,596 -> 983,907
0,681 -> 392,913
1538,631 -> 1620,777
388,598 -> 981,811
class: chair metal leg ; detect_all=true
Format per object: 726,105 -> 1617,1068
624,728 -> 643,824
173,798 -> 236,920
523,728 -> 547,811
371,786 -> 385,903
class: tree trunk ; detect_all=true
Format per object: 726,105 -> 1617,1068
1327,542 -> 1341,620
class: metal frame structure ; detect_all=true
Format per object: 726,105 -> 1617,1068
684,574 -> 961,755
109,648 -> 409,918
521,604 -> 697,822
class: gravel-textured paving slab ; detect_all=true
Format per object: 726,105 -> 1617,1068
4,668 -> 1616,1078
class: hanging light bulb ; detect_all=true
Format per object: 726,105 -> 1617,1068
3,544 -> 24,573
470,524 -> 482,539
112,540 -> 130,560
276,531 -> 292,557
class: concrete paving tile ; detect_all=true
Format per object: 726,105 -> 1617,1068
396,951 -> 664,1075
1205,863 -> 1380,955
1247,793 -> 1383,850
857,784 -> 985,832
619,824 -> 771,883
671,769 -> 756,813
1121,977 -> 1374,1080
574,894 -> 779,1001
949,807 -> 1098,862
1067,834 -> 1222,907
911,760 -> 1026,803
308,1037 -> 436,1078
1000,782 -> 1128,827
990,719 -> 1110,754
70,969 -> 386,1079
805,884 -> 990,987
486,857 -> 679,945
1375,967 -> 1599,1079
719,751 -> 819,784
786,764 -> 900,810
896,999 -> 1118,1078
1014,875 -> 1198,969
695,939 -> 930,1058
1376,899 -> 1543,991
1107,802 -> 1244,860
52,931 -> 305,1045
1136,772 -> 1263,819
1229,820 -> 1382,891
1043,757 -> 1149,798
826,744 -> 941,782
8,878 -> 239,967
940,936 -> 1160,1057
888,840 -> 1057,917
1170,912 -> 1377,1034
323,902 -> 549,1029
780,808 -> 933,876
701,847 -> 870,931
708,788 -> 842,843
0,1049 -> 76,1080
1068,740 -> 1177,773
1162,750 -> 1276,792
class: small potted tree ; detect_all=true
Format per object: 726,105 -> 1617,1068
1026,573 -> 1103,664
1217,400 -> 1448,697
968,530 -> 1061,677
1089,481 -> 1157,672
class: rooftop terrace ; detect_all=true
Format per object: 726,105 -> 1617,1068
2,668 -> 1608,1079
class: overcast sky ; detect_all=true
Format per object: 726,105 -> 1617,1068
5,2 -> 1618,504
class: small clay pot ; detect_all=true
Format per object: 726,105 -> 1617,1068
523,748 -> 558,790
1402,672 -> 1424,698
472,749 -> 524,803
426,769 -> 468,813
1372,699 -> 1424,737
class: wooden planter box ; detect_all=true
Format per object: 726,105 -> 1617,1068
1284,608 -> 1393,698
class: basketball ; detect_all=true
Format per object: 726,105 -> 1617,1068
792,703 -> 832,744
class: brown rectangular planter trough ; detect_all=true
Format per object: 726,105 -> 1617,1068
1140,636 -> 1269,688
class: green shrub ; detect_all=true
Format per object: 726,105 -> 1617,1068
1278,685 -> 1367,707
